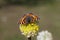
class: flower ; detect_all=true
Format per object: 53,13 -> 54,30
37,30 -> 53,40
19,23 -> 39,37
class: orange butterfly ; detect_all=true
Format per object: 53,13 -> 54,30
18,13 -> 39,24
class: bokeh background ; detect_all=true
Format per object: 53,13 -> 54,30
0,0 -> 60,40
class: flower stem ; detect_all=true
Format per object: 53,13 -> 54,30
28,37 -> 31,40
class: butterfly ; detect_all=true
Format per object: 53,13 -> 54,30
18,13 -> 39,24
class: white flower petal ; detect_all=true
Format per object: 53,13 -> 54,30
37,30 -> 53,40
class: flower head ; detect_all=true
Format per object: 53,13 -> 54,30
19,23 -> 39,37
37,30 -> 53,40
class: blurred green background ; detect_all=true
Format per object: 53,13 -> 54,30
0,0 -> 60,40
